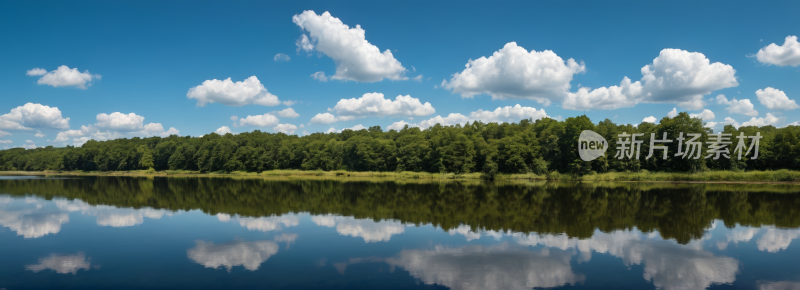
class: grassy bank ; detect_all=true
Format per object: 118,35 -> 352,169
2,169 -> 800,183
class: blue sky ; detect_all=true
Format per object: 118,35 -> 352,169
1,0 -> 799,148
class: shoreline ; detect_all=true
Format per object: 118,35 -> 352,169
1,170 -> 799,185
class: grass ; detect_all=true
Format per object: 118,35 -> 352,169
1,169 -> 799,184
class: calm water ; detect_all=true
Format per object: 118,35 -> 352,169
1,176 -> 800,290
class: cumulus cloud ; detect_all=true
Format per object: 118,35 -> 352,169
311,71 -> 328,82
667,108 -> 678,118
716,95 -> 758,116
755,35 -> 800,67
239,114 -> 279,127
186,76 -> 280,107
564,49 -> 738,110
273,123 -> 298,134
325,124 -> 367,133
0,140 -> 11,144
742,113 -> 783,127
331,93 -> 435,118
756,87 -> 799,110
293,10 -> 407,82
0,103 -> 70,130
35,130 -> 45,138
0,130 -> 10,137
25,253 -> 92,275
215,126 -> 232,135
310,113 -> 339,124
404,104 -> 549,130
282,100 -> 297,107
642,116 -> 657,123
385,244 -> 585,290
54,199 -> 170,228
387,120 -> 411,131
187,240 -> 279,271
443,42 -> 585,106
27,65 -> 101,89
273,53 -> 290,62
690,109 -> 716,121
54,112 -> 179,146
275,108 -> 299,118
723,117 -> 741,129
218,214 -> 299,232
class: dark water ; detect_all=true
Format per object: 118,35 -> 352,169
1,176 -> 800,290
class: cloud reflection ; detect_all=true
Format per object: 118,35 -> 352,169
385,243 -> 584,290
187,240 -> 280,271
216,213 -> 299,232
25,252 -> 93,275
0,197 -> 69,238
312,215 -> 404,242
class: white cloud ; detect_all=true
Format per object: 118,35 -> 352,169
418,113 -> 470,129
239,114 -> 279,127
27,65 -> 101,89
332,93 -> 435,118
223,215 -> 300,232
53,113 -> 179,146
324,124 -> 367,134
756,87 -> 799,110
276,108 -> 299,118
0,198 -> 69,238
443,42 -> 586,106
789,121 -> 800,127
564,49 -> 738,110
0,103 -> 70,130
410,105 -> 548,129
716,95 -> 758,116
755,35 -> 800,67
310,113 -> 338,124
302,130 -> 310,135
723,117 -> 741,129
0,130 -> 10,137
667,108 -> 678,118
311,71 -> 328,82
215,126 -> 232,135
53,199 -> 170,228
35,130 -> 45,138
690,109 -> 716,121
186,76 -> 280,107
95,112 -> 145,131
273,53 -> 290,62
742,113 -> 783,127
26,68 -> 47,76
759,281 -> 800,290
0,140 -> 11,144
282,100 -> 297,107
293,10 -> 407,82
642,116 -> 657,123
468,104 -> 548,123
563,77 -> 642,110
273,123 -> 298,134
229,115 -> 238,121
25,253 -> 92,275
187,240 -> 279,271
387,120 -> 411,131
23,141 -> 38,149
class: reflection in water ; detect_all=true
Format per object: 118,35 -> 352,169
217,213 -> 299,232
759,281 -> 800,290
312,215 -> 405,242
25,252 -> 93,275
0,197 -> 69,238
187,240 -> 280,271
385,243 -> 584,290
758,228 -> 800,253
54,199 -> 171,228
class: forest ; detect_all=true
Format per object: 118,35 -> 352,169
1,112 -> 800,176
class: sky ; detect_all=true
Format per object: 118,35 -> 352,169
1,0 -> 799,149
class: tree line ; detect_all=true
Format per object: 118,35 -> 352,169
1,112 -> 799,175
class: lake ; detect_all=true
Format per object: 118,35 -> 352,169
1,176 -> 799,289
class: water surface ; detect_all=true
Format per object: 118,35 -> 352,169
1,176 -> 800,289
